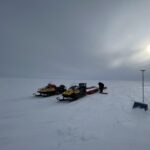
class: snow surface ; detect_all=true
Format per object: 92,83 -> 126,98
0,78 -> 150,150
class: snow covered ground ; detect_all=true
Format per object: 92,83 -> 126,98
0,78 -> 150,150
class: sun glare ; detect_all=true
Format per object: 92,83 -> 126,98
146,45 -> 150,53
130,44 -> 150,64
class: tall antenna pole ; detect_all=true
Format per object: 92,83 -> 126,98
140,70 -> 146,103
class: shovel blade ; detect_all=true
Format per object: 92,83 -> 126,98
133,101 -> 148,111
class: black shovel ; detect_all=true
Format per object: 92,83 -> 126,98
133,70 -> 148,111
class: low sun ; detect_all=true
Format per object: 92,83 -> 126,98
146,45 -> 150,54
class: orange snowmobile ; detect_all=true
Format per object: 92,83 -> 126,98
34,83 -> 66,97
57,83 -> 86,101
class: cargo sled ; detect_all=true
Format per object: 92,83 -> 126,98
57,83 -> 86,101
86,86 -> 99,95
33,83 -> 66,97
86,86 -> 108,95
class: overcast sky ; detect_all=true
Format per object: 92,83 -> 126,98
1,0 -> 150,80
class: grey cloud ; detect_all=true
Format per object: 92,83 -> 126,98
0,0 -> 150,80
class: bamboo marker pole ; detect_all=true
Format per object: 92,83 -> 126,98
132,70 -> 148,111
140,70 -> 146,103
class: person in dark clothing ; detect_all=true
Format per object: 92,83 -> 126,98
98,82 -> 104,93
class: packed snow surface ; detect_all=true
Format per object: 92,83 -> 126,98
0,78 -> 150,150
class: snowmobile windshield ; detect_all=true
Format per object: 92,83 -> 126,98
69,86 -> 78,90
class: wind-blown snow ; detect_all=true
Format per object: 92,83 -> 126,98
0,78 -> 150,150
